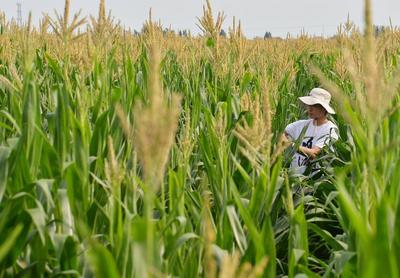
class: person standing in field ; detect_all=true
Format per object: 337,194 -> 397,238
284,88 -> 339,175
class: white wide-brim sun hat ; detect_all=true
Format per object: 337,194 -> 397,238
299,88 -> 335,114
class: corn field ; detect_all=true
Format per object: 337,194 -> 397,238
0,0 -> 400,277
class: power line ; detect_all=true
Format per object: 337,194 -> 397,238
17,2 -> 22,26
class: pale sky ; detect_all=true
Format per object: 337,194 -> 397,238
1,0 -> 399,38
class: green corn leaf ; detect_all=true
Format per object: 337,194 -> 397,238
0,146 -> 11,203
226,205 -> 247,254
0,224 -> 23,263
26,207 -> 47,245
87,243 -> 120,278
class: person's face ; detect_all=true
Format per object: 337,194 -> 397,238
306,104 -> 327,119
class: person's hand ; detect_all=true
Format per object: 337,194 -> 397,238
298,146 -> 320,159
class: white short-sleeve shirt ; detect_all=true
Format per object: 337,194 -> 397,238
285,119 -> 339,174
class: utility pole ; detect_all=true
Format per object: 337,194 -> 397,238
17,2 -> 22,26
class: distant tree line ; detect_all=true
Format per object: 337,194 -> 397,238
374,25 -> 391,36
130,25 -> 394,39
131,25 -> 278,39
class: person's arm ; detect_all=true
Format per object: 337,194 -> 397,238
284,121 -> 299,141
285,130 -> 320,158
298,146 -> 321,159
307,126 -> 339,159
